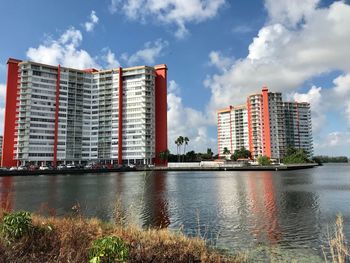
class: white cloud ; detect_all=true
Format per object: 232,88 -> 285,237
168,80 -> 180,95
208,51 -> 234,72
318,131 -> 350,149
109,0 -> 225,38
0,83 -> 6,104
167,80 -> 216,153
0,83 -> 5,135
27,27 -> 99,69
121,39 -> 168,66
84,10 -> 99,32
102,48 -> 120,69
265,0 -> 320,27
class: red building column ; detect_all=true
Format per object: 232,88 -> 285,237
154,64 -> 168,166
1,58 -> 21,167
118,67 -> 123,165
53,65 -> 61,167
262,87 -> 271,158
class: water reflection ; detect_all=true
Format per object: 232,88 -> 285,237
141,171 -> 170,228
0,177 -> 13,211
0,165 -> 348,259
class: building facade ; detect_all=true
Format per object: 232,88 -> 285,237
217,105 -> 249,158
1,58 -> 167,167
217,87 -> 313,160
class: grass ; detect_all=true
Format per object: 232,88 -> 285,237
0,209 -> 246,263
0,207 -> 349,262
323,215 -> 350,263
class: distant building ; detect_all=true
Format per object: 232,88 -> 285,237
217,87 -> 313,160
1,58 -> 167,167
217,105 -> 249,158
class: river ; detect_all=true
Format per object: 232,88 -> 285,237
0,164 -> 349,261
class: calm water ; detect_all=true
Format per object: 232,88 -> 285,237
0,164 -> 349,261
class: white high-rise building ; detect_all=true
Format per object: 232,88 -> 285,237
218,87 -> 313,160
2,59 -> 168,167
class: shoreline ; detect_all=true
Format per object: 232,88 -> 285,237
0,163 -> 318,176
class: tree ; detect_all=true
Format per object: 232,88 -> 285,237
257,155 -> 271,166
185,150 -> 197,162
175,139 -> 181,162
158,150 -> 170,163
231,147 -> 251,161
283,147 -> 310,164
183,137 -> 189,162
223,147 -> 230,155
175,136 -> 184,162
207,148 -> 213,158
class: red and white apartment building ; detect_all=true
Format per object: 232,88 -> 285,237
1,58 -> 167,167
217,87 -> 313,160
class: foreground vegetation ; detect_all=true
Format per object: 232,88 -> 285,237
0,210 -> 245,263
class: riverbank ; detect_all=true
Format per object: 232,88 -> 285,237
0,163 -> 318,176
0,210 -> 245,263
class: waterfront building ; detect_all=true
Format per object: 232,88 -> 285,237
1,58 -> 167,167
217,105 -> 249,158
217,87 -> 313,160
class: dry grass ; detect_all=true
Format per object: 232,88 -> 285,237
323,215 -> 350,263
0,211 -> 246,263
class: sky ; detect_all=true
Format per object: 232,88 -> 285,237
0,0 -> 350,156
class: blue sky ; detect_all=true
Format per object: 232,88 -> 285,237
0,0 -> 350,156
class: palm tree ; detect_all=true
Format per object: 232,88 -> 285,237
183,137 -> 189,162
177,136 -> 184,162
175,139 -> 180,162
223,147 -> 230,155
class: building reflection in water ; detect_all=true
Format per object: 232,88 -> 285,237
141,171 -> 170,228
0,177 -> 13,211
247,171 -> 282,245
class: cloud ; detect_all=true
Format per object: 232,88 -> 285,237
102,48 -> 120,68
109,0 -> 226,38
26,27 -> 99,69
265,0 -> 320,27
208,51 -> 234,72
84,10 -> 99,32
121,39 -> 168,66
168,80 -> 180,95
232,25 -> 253,34
167,80 -> 216,153
331,74 -> 350,123
317,131 -> 350,150
0,83 -> 5,135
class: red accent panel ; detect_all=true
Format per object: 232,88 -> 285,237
154,65 -> 168,166
247,99 -> 254,159
262,88 -> 271,158
53,65 -> 61,167
118,67 -> 123,165
1,59 -> 21,167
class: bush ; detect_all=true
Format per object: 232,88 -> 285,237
89,236 -> 129,263
283,147 -> 310,164
257,155 -> 271,166
1,211 -> 33,242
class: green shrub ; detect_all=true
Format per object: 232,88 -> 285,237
1,211 -> 33,242
257,155 -> 271,166
89,236 -> 129,263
